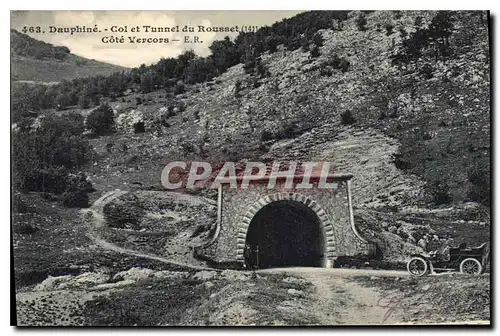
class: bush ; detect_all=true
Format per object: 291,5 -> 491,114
134,121 -> 145,133
356,14 -> 368,31
65,172 -> 94,193
312,32 -> 324,47
326,54 -> 350,72
86,103 -> 115,135
260,130 -> 274,142
243,60 -> 255,75
467,162 -> 490,206
256,60 -> 269,78
61,190 -> 89,208
13,218 -> 39,235
234,80 -> 242,98
430,182 -> 452,205
310,46 -> 320,58
20,166 -> 69,194
385,24 -> 394,36
420,63 -> 434,79
12,192 -> 29,213
173,83 -> 186,95
301,38 -> 310,52
276,123 -> 299,140
12,113 -> 91,192
103,195 -> 145,229
341,110 -> 356,125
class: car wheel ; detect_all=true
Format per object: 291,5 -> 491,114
407,257 -> 429,276
460,258 -> 483,275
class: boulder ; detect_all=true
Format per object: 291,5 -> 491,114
116,109 -> 146,133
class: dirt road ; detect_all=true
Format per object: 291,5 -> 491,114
79,191 -> 489,326
260,267 -> 407,325
84,190 -> 408,325
82,189 -> 211,271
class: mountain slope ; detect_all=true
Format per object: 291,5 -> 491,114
12,10 -> 490,264
11,29 -> 127,83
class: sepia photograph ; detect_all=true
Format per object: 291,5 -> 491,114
10,9 -> 491,326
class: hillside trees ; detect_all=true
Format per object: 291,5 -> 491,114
209,36 -> 240,73
356,13 -> 368,31
12,113 -> 91,193
86,103 -> 115,135
391,11 -> 455,70
12,11 -> 352,116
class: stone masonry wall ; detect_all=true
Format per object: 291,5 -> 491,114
201,178 -> 371,266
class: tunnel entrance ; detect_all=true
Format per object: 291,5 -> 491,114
245,200 -> 326,269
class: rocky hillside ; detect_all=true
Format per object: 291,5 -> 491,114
79,10 -> 489,259
90,11 -> 489,204
12,11 -> 490,264
11,29 -> 127,83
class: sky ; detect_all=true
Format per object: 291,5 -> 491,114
11,11 -> 303,68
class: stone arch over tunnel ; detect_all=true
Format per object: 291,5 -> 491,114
236,193 -> 337,268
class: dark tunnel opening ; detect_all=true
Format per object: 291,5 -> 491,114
245,200 -> 326,269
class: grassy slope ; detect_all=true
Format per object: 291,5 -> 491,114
11,54 -> 127,83
11,29 -> 127,82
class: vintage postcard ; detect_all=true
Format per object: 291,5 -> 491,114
11,10 -> 491,326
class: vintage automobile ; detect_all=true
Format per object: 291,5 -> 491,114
406,242 -> 490,276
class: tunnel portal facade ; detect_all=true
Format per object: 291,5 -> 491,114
199,174 -> 374,269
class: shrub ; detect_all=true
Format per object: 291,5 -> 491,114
320,68 -> 333,77
256,60 -> 269,78
65,172 -> 94,193
385,24 -> 394,36
234,80 -> 242,98
133,122 -> 145,133
341,110 -> 356,125
301,37 -> 310,52
103,196 -> 145,229
184,57 -> 217,84
173,83 -> 185,95
177,101 -> 187,113
326,54 -> 350,72
467,162 -> 490,206
12,113 -> 91,192
135,97 -> 142,105
61,190 -> 89,208
21,166 -> 69,194
12,192 -> 29,213
276,123 -> 299,140
260,130 -> 274,142
430,182 -> 452,205
86,103 -> 115,135
312,32 -> 324,47
266,36 -> 279,53
252,78 -> 261,88
310,46 -> 320,58
243,59 -> 255,75
420,63 -> 434,79
356,14 -> 368,31
78,91 -> 91,109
